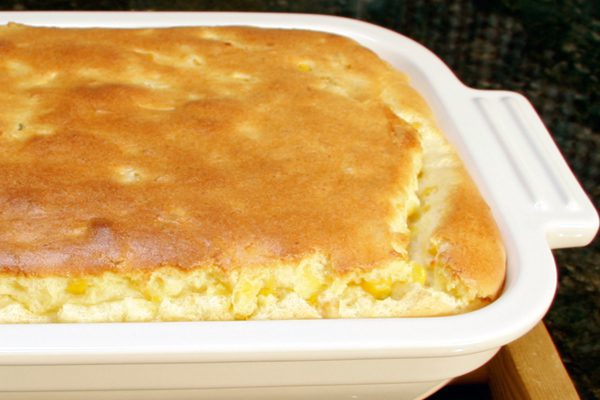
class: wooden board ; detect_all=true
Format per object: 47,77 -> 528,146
433,322 -> 580,399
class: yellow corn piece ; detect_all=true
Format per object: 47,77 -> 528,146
143,290 -> 162,303
259,285 -> 274,297
412,264 -> 427,285
66,279 -> 88,295
232,279 -> 261,317
421,186 -> 438,197
428,244 -> 438,256
297,62 -> 313,72
361,278 -> 392,300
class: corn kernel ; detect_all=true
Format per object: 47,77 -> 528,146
297,62 -> 313,72
361,278 -> 392,300
66,279 -> 88,295
411,264 -> 427,285
308,292 -> 321,305
232,279 -> 261,317
428,245 -> 438,256
421,186 -> 438,197
143,290 -> 162,303
213,283 -> 229,296
433,267 -> 449,291
408,210 -> 421,222
259,286 -> 274,297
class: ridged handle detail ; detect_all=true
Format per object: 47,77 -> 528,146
470,90 -> 597,248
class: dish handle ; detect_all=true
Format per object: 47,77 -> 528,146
467,89 -> 598,249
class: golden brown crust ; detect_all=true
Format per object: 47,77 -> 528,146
0,23 -> 420,276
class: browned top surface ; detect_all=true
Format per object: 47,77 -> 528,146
0,24 -> 420,275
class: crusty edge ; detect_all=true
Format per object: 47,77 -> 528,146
379,67 -> 506,301
431,164 -> 506,299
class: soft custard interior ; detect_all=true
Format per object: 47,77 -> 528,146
0,256 -> 473,323
0,121 -> 480,323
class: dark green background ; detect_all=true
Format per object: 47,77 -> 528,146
1,0 -> 598,398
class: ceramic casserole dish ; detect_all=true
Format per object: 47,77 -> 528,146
0,12 -> 597,400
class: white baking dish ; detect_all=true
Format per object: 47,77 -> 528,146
0,12 -> 597,400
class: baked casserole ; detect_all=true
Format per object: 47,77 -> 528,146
0,24 -> 505,322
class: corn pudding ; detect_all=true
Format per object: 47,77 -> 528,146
0,24 -> 505,322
